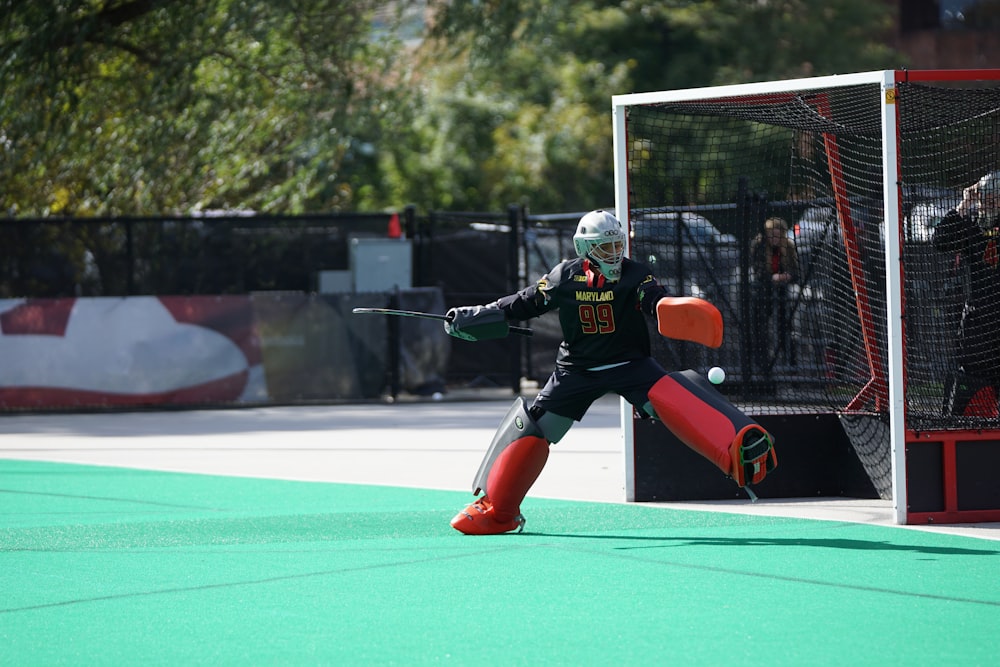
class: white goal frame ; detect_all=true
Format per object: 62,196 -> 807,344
611,71 -> 908,520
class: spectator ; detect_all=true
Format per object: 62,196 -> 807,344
749,216 -> 800,371
932,171 -> 1000,417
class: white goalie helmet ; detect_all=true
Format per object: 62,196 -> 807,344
573,210 -> 626,281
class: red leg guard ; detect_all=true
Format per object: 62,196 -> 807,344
647,371 -> 776,486
485,435 -> 549,522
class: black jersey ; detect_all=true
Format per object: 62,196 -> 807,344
494,257 -> 668,370
933,209 -> 1000,380
933,209 -> 1000,312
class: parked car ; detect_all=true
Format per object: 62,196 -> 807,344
793,206 -> 837,246
629,210 -> 738,300
792,200 -> 888,273
792,206 -> 841,278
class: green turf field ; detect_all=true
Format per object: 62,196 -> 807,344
2,459 -> 999,665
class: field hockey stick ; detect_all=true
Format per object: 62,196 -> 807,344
352,307 -> 533,336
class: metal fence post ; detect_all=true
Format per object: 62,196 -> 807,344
507,204 -> 523,395
387,288 -> 401,401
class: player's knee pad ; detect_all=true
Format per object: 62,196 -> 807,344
647,370 -> 776,487
472,398 -> 571,494
472,398 -> 551,519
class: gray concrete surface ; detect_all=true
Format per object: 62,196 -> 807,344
2,395 -> 998,541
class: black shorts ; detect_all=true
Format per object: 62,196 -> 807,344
531,357 -> 668,421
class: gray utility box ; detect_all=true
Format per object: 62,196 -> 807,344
350,237 -> 413,292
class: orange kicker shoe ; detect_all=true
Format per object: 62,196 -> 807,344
450,496 -> 526,535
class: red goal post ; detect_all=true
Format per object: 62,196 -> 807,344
612,69 -> 1000,524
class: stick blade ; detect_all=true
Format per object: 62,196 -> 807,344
656,297 -> 724,348
350,307 -> 447,321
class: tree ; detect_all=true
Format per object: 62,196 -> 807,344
374,0 -> 899,213
1,0 -> 901,218
0,0 -> 413,216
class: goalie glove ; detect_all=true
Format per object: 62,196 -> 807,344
444,304 -> 510,341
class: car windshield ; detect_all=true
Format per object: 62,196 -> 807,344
631,212 -> 729,244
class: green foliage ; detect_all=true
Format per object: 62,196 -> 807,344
1,0 -> 901,219
380,0 -> 900,213
1,0 -> 408,216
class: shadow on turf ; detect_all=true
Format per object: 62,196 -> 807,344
526,532 -> 1000,556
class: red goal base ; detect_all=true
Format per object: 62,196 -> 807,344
905,430 -> 1000,524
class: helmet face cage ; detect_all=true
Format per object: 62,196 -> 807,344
573,210 -> 626,281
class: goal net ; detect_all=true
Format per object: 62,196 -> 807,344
613,70 -> 1000,521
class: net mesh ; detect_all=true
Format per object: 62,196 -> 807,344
899,81 -> 1000,430
622,74 -> 1000,440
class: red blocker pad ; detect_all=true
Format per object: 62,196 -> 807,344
656,297 -> 723,348
647,370 -> 776,487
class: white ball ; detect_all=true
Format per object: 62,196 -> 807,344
707,366 -> 726,385
432,392 -> 443,401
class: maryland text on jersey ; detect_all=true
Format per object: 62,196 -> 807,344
575,289 -> 614,302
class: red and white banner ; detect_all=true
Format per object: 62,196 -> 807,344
0,296 -> 267,408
